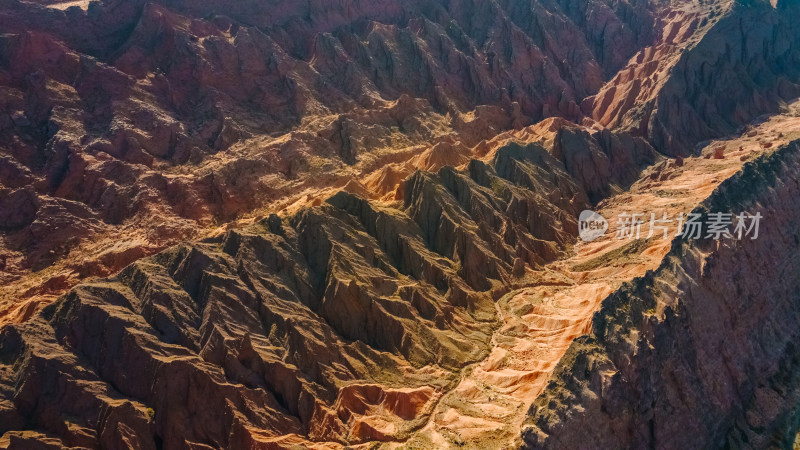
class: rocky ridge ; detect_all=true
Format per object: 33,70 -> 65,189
7,0 -> 800,318
2,0 -> 800,447
524,140 -> 800,448
586,0 -> 800,155
0,0 -> 662,317
0,136 -> 653,447
2,96 -> 796,448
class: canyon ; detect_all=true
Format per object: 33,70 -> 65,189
1,0 -> 800,448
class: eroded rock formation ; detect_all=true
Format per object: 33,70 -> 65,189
0,0 -> 666,315
586,0 -> 800,156
0,142 -> 614,447
2,0 -> 800,447
524,141 -> 800,448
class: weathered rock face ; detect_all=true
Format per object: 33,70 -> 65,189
647,0 -> 800,156
0,0 -> 663,312
2,0 -> 798,313
523,141 -> 800,448
0,143 -> 598,447
3,0 -> 800,446
552,125 -> 658,201
587,0 -> 800,156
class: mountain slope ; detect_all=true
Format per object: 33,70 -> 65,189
524,141 -> 800,448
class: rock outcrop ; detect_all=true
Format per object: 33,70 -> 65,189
0,142 -> 599,447
587,0 -> 800,156
3,0 -> 800,447
0,0 -> 664,313
523,140 -> 800,448
3,0 -> 798,313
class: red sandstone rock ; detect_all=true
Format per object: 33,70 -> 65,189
524,142 -> 800,449
2,0 -> 800,447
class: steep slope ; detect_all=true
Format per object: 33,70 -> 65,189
398,99 -> 800,448
3,0 -> 799,318
588,0 -> 800,155
2,0 -> 800,447
1,97 -> 794,448
0,0 -> 662,318
523,140 -> 800,448
0,142 -> 603,448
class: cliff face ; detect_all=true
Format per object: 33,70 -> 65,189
587,0 -> 800,156
646,0 -> 800,156
523,141 -> 800,448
